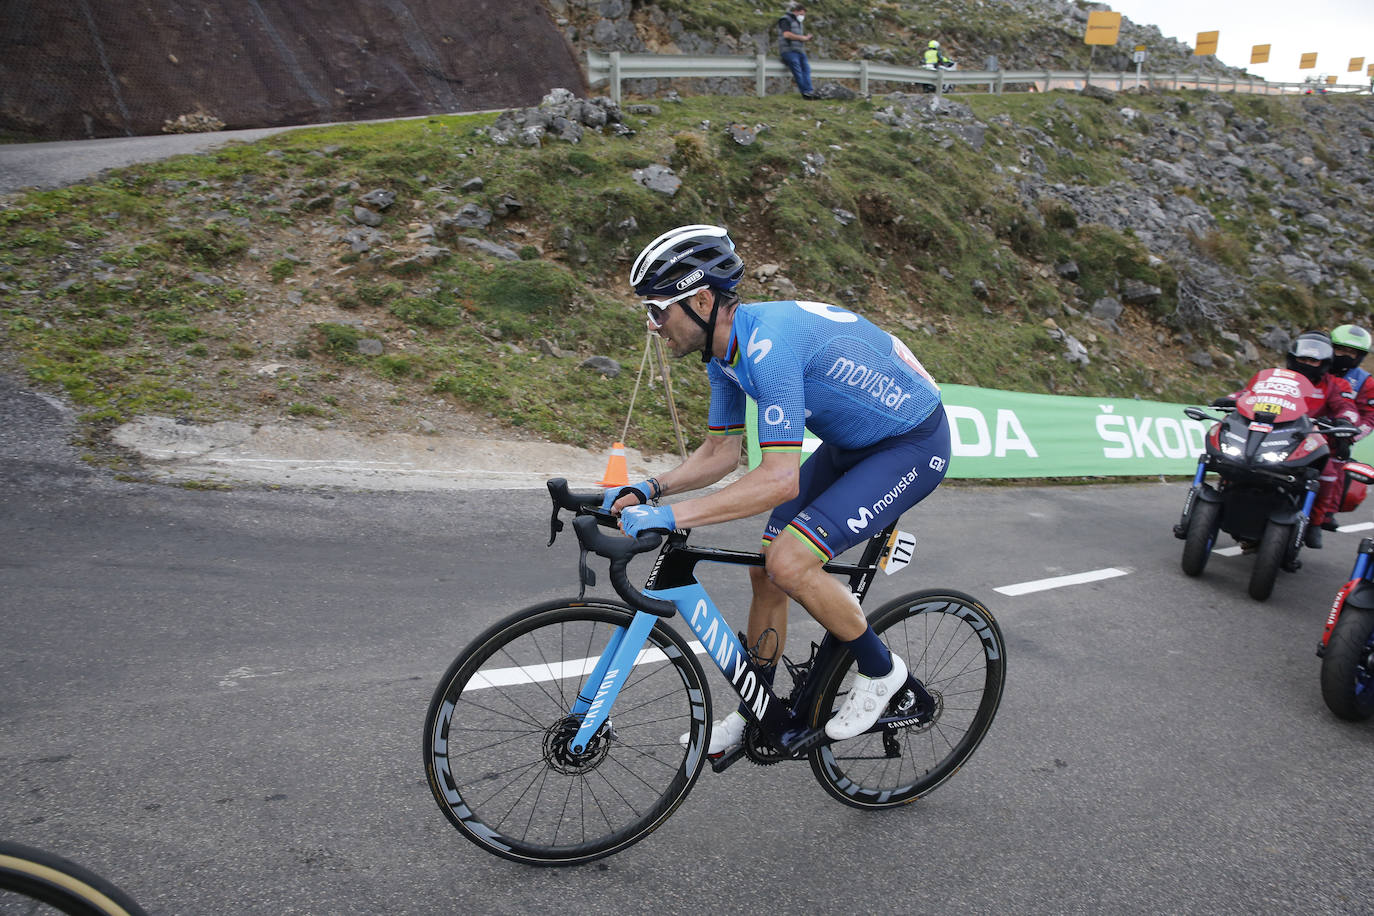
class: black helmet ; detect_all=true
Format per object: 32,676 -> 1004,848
1286,331 -> 1334,384
630,225 -> 744,302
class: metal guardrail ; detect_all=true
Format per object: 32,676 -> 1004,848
585,50 -> 1371,105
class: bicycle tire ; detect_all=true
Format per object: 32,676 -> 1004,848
424,599 -> 711,866
0,841 -> 147,916
807,589 -> 1006,809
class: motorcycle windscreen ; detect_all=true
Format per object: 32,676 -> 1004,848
1235,367 -> 1319,423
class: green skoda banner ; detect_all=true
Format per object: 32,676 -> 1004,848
747,385 -> 1374,479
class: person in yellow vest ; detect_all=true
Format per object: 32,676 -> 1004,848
921,39 -> 952,93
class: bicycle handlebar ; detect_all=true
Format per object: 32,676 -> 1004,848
546,479 -> 678,617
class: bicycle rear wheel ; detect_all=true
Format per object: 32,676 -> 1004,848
808,589 -> 1005,809
0,841 -> 147,916
424,600 -> 710,865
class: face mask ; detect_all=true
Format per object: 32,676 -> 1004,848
1334,352 -> 1366,374
795,14 -> 804,21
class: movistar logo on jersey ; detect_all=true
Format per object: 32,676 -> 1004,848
747,327 -> 772,363
826,357 -> 914,411
675,269 -> 704,291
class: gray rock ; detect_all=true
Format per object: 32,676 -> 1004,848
452,203 -> 492,228
461,177 -> 485,192
1055,260 -> 1080,280
633,164 -> 681,195
1090,296 -> 1123,322
455,237 -> 521,261
351,206 -> 383,227
580,356 -> 621,377
357,338 -> 384,356
360,189 -> 396,210
1120,279 -> 1162,305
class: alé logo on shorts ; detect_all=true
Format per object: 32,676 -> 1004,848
675,269 -> 704,291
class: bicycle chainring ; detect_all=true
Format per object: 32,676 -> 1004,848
740,722 -> 788,766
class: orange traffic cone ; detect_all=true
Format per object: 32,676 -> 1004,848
598,441 -> 629,488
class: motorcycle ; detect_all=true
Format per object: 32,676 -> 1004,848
1318,461 -> 1374,722
1173,367 -> 1360,601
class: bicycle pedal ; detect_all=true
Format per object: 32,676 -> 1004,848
709,746 -> 746,773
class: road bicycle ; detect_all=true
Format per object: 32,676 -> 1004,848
0,841 -> 147,915
423,479 -> 1006,866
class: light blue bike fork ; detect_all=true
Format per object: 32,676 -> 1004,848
567,582 -> 789,754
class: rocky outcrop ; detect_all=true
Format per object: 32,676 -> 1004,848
0,0 -> 586,140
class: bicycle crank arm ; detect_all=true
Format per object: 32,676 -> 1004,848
708,746 -> 748,773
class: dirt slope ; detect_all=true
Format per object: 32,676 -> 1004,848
0,0 -> 587,140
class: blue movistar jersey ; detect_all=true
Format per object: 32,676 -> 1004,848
706,300 -> 941,453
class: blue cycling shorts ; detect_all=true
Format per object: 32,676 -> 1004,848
763,406 -> 950,560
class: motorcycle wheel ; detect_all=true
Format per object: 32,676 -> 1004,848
1180,498 -> 1221,577
1320,607 -> 1374,721
1248,521 -> 1290,601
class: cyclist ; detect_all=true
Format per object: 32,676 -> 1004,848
1315,324 -> 1374,531
604,224 -> 951,754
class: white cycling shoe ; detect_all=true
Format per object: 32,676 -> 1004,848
679,710 -> 747,756
824,653 -> 908,741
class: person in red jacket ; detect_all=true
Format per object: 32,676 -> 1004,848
1285,332 -> 1358,547
1315,324 -> 1374,531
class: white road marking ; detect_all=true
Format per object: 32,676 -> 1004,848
994,567 -> 1130,596
467,642 -> 708,690
1339,522 -> 1374,533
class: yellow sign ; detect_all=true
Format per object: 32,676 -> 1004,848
1084,11 -> 1122,46
1327,75 -> 1338,85
1194,31 -> 1219,56
1250,44 -> 1270,64
1300,52 -> 1318,69
1368,63 -> 1374,77
1350,57 -> 1365,73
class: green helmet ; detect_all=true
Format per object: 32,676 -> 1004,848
1331,324 -> 1372,375
1331,324 -> 1372,353
928,40 -> 939,49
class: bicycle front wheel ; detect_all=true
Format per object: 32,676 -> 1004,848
424,600 -> 711,865
0,841 -> 147,916
808,590 -> 1006,809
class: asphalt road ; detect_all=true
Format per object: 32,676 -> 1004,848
2,375 -> 1372,915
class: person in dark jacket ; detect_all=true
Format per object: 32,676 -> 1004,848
778,4 -> 815,99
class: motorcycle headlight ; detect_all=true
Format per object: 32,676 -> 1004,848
1220,443 -> 1243,457
1260,449 -> 1291,463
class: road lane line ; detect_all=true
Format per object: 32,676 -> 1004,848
994,567 -> 1129,596
467,642 -> 709,690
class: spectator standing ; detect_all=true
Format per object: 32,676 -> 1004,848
778,4 -> 815,99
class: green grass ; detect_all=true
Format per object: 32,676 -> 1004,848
0,89 -> 1367,452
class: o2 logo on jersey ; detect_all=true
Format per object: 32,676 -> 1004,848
929,456 -> 947,472
797,301 -> 859,323
763,404 -> 790,428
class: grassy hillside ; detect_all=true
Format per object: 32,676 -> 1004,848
1,89 -> 1370,461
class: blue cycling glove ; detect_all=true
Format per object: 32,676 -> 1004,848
601,479 -> 658,511
619,503 -> 676,537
